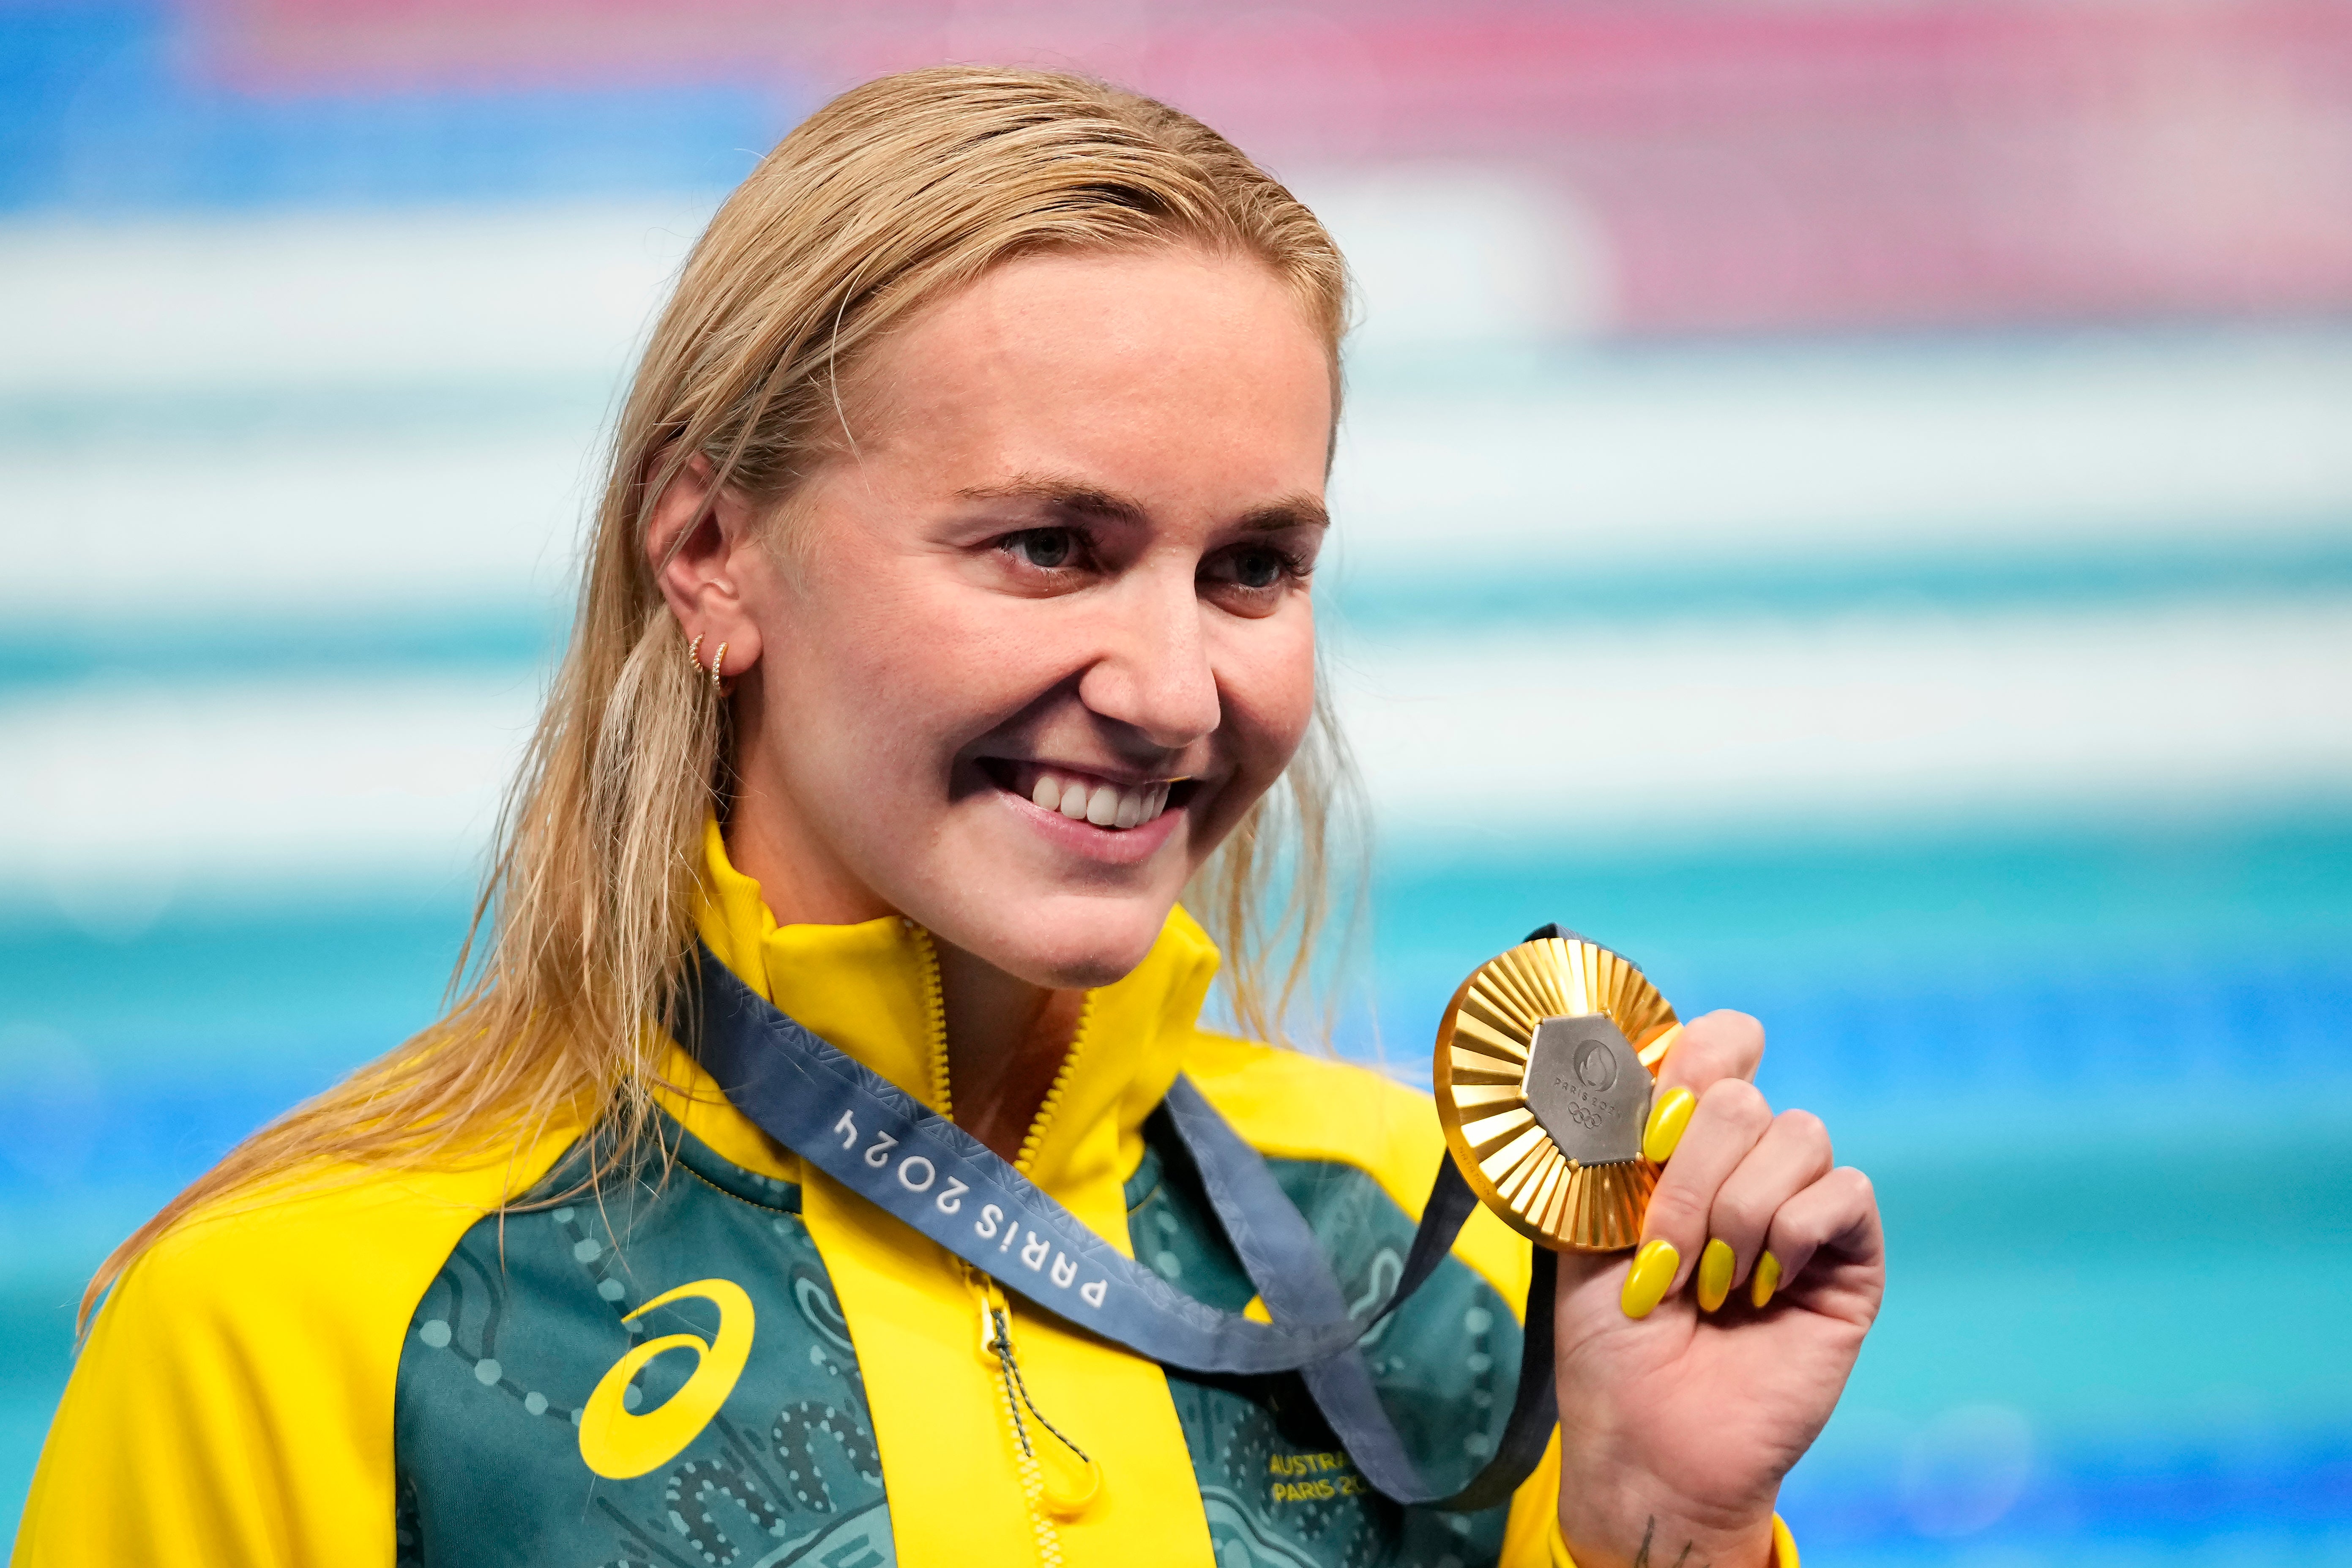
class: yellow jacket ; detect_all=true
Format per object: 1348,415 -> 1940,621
17,823 -> 1789,1567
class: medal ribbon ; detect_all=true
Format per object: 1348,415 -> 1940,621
683,940 -> 1560,1510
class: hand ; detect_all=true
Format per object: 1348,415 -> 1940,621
1550,1011 -> 1884,1568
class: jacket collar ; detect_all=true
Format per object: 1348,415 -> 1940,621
684,816 -> 1222,1200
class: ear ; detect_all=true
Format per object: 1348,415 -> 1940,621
645,453 -> 768,681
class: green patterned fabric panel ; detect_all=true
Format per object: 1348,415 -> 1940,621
393,1130 -> 894,1568
393,1116 -> 1524,1568
1127,1127 -> 1522,1568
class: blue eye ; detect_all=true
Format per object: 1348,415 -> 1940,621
1009,529 -> 1075,569
1232,547 -> 1283,589
1207,544 -> 1300,595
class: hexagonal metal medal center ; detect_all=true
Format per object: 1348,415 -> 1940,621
1522,1013 -> 1651,1167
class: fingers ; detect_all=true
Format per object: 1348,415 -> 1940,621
1757,1165 -> 1882,1303
1656,1010 -> 1765,1099
1613,1010 -> 1872,1321
1706,1109 -> 1835,1304
1621,1087 -> 1847,1320
1621,1079 -> 1770,1317
1642,1011 -> 1764,1164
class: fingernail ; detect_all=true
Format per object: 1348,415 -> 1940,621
1696,1238 -> 1735,1313
1642,1087 -> 1696,1164
1620,1239 -> 1679,1319
1751,1249 -> 1783,1309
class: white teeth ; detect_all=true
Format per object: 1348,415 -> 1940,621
1023,768 -> 1176,830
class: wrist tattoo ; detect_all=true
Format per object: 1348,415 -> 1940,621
1631,1516 -> 1706,1568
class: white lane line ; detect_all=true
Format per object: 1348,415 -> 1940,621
3,601 -> 2347,922
0,174 -> 1584,395
1331,598 -> 2352,844
8,332 -> 2347,621
1,429 -> 599,616
1330,333 -> 2352,567
0,201 -> 710,397
0,675 -> 542,927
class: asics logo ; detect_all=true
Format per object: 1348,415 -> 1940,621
578,1278 -> 754,1479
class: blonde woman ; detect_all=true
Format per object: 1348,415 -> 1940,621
16,68 -> 1882,1568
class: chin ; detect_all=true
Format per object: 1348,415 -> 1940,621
963,891 -> 1178,991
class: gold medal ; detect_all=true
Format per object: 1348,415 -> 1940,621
1431,934 -> 1683,1252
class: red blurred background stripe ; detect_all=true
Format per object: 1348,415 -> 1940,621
194,0 -> 2352,332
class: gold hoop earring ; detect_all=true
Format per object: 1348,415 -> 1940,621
710,642 -> 727,691
687,633 -> 706,674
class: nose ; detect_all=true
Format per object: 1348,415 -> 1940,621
1076,564 -> 1221,751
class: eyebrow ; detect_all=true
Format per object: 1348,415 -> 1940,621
958,474 -> 1330,533
1237,495 -> 1331,533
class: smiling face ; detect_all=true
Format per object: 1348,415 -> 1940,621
718,246 -> 1333,988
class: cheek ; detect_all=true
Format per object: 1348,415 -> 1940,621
752,569 -> 924,788
1222,617 -> 1320,779
763,561 -> 1036,771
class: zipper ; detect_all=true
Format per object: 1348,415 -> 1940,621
1014,992 -> 1093,1175
904,919 -> 1092,1172
913,926 -> 1101,1557
907,923 -> 953,1119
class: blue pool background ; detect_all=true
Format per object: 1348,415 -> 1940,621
4,2 -> 2350,1559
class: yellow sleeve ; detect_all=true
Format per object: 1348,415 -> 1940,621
12,1136 -> 579,1568
1498,1428 -> 1566,1565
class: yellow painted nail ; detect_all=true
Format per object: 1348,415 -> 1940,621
1620,1239 -> 1679,1319
1696,1238 -> 1735,1313
1751,1249 -> 1783,1309
1642,1087 -> 1696,1164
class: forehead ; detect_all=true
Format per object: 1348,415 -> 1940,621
841,246 -> 1336,500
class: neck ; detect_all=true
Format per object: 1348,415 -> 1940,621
722,810 -> 1084,1162
935,939 -> 1083,1163
724,788 -> 895,929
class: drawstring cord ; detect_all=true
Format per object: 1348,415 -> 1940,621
987,1306 -> 1093,1470
977,1289 -> 1102,1523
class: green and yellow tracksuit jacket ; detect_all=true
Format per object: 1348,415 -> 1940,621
16,825 -> 1790,1567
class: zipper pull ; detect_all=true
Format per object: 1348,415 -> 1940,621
983,1298 -> 1103,1521
968,1267 -> 1009,1364
979,1293 -> 1003,1361
965,1263 -> 1102,1520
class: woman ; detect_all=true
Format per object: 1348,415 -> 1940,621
16,68 -> 1882,1568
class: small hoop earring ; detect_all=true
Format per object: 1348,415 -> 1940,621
710,642 -> 728,691
687,632 -> 706,674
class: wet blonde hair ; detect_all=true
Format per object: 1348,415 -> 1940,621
87,66 -> 1359,1319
